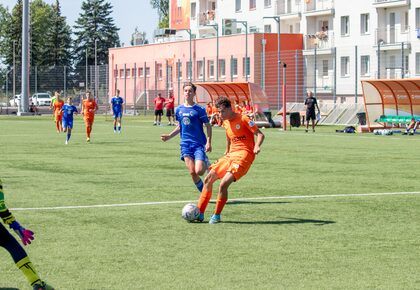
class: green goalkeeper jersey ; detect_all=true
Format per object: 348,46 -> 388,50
0,179 -> 16,225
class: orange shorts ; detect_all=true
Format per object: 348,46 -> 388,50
54,112 -> 63,121
210,150 -> 255,181
84,114 -> 94,126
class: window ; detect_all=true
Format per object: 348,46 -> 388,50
219,59 -> 226,78
361,13 -> 369,34
231,58 -> 238,77
404,12 -> 409,32
186,61 -> 192,79
341,16 -> 350,36
145,67 -> 150,77
264,25 -> 271,33
131,68 -> 136,78
322,60 -> 329,77
177,61 -> 182,79
114,69 -> 118,78
119,69 -> 124,78
191,2 -> 196,19
416,53 -> 420,75
264,0 -> 271,7
125,68 -> 131,78
157,63 -> 163,80
197,60 -> 204,79
208,60 -> 215,78
341,57 -> 350,77
404,55 -> 409,75
139,67 -> 144,77
243,57 -> 250,77
235,0 -> 241,12
416,8 -> 420,29
361,55 -> 370,76
249,0 -> 256,10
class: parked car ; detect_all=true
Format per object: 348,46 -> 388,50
32,93 -> 52,106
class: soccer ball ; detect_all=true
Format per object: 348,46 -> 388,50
181,203 -> 200,222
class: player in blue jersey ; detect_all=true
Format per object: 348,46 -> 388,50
0,179 -> 54,290
161,82 -> 212,193
61,97 -> 78,145
110,89 -> 124,133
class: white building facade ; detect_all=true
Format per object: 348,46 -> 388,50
177,0 -> 420,102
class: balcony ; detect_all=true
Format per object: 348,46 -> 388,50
375,26 -> 411,48
372,0 -> 410,8
304,0 -> 334,16
304,30 -> 335,51
198,9 -> 216,26
277,1 -> 302,18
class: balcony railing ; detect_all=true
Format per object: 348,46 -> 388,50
305,30 -> 334,50
373,0 -> 410,7
277,1 -> 302,15
375,26 -> 410,46
305,0 -> 334,12
198,10 -> 216,26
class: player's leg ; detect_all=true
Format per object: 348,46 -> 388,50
311,118 -> 315,132
153,110 -> 158,125
197,170 -> 219,220
184,156 -> 203,192
194,145 -> 209,176
0,224 -> 47,288
209,172 -> 234,224
113,113 -> 117,132
117,113 -> 122,133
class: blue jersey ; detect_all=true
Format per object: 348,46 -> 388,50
62,104 -> 78,121
175,104 -> 209,146
111,96 -> 124,112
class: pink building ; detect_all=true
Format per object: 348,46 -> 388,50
109,33 -> 303,109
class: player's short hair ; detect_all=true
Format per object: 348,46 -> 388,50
183,82 -> 197,92
66,97 -> 73,102
215,96 -> 232,109
116,89 -> 120,94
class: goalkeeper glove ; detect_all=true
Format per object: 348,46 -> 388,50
9,220 -> 34,245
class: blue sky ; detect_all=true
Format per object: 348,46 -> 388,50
1,0 -> 160,45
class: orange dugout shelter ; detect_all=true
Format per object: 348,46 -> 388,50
361,79 -> 420,130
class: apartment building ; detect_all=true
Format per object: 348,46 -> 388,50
174,0 -> 420,102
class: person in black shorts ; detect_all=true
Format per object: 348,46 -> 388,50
304,90 -> 320,132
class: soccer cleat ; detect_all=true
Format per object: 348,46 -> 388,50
196,213 -> 204,222
402,132 -> 408,135
209,214 -> 221,224
65,140 -> 68,145
33,281 -> 54,290
114,129 -> 117,133
409,132 -> 414,135
86,137 -> 90,142
305,129 -> 308,133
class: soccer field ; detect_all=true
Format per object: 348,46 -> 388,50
0,116 -> 419,289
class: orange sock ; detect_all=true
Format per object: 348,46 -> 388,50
197,190 -> 212,214
214,196 -> 227,215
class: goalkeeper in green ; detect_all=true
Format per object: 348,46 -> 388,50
0,179 -> 54,290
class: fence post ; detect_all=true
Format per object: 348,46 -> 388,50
124,63 -> 127,113
355,45 -> 358,103
295,49 -> 298,102
133,63 -> 137,115
143,61 -> 147,115
333,47 -> 337,104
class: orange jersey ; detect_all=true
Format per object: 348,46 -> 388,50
222,114 -> 258,155
53,99 -> 64,117
82,99 -> 97,117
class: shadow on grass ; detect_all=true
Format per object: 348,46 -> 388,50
224,217 -> 335,226
0,288 -> 19,290
226,200 -> 290,205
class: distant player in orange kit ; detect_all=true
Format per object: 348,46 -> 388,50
195,96 -> 265,224
52,91 -> 64,133
81,91 -> 98,142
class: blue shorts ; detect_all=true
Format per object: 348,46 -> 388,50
62,119 -> 73,129
180,143 -> 206,162
113,111 -> 122,118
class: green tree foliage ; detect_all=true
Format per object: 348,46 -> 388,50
150,0 -> 169,29
73,0 -> 120,67
42,0 -> 72,66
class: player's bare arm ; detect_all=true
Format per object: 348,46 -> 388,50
205,122 -> 212,153
253,130 -> 265,154
160,124 -> 180,142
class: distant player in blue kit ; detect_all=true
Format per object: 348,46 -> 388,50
110,89 -> 124,133
61,97 -> 78,145
161,82 -> 212,193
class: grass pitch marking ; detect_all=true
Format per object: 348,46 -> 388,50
11,191 -> 420,211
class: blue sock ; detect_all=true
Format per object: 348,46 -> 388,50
67,133 -> 71,141
195,179 -> 204,192
118,126 -> 121,132
114,126 -> 116,131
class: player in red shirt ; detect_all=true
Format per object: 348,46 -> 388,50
164,91 -> 175,126
196,96 -> 265,224
81,91 -> 98,142
153,93 -> 165,126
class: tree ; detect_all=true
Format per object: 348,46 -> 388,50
42,0 -> 72,67
73,0 -> 120,67
150,0 -> 169,29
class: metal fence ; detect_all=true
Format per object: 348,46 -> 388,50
0,43 -> 413,120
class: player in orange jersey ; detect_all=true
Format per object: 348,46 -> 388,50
81,91 -> 98,142
195,96 -> 265,224
52,91 -> 64,133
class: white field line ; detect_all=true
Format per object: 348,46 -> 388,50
11,191 -> 420,211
